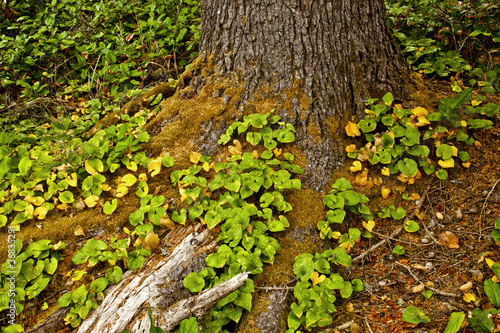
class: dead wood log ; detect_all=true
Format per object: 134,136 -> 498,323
75,223 -> 220,333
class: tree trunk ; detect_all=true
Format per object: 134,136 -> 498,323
181,0 -> 410,191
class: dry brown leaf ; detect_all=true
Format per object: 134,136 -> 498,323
411,284 -> 425,293
459,281 -> 473,292
411,264 -> 427,271
74,225 -> 85,237
439,231 -> 460,249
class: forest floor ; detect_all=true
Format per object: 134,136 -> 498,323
8,76 -> 500,333
336,78 -> 500,332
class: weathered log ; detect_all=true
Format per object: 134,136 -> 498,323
74,223 -> 220,333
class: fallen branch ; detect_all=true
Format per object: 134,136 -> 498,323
394,261 -> 458,298
75,225 -> 219,333
152,272 -> 249,331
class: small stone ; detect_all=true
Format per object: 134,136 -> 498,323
378,280 -> 387,287
421,238 -> 429,244
456,208 -> 463,220
427,252 -> 435,258
425,262 -> 433,271
427,219 -> 437,229
436,212 -> 444,220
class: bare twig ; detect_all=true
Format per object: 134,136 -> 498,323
394,261 -> 458,298
254,286 -> 295,291
353,189 -> 427,263
481,179 -> 500,222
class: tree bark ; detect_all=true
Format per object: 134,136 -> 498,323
182,0 -> 410,191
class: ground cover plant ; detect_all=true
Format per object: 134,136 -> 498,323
0,0 -> 500,332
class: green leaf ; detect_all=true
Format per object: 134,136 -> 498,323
178,317 -> 198,333
436,169 -> 448,180
340,281 -> 353,298
106,266 -> 123,284
392,245 -> 405,255
183,272 -> 205,293
129,209 -> 145,226
162,155 -> 174,168
293,257 -> 314,282
402,306 -> 430,324
58,293 -> 72,308
443,312 -> 465,333
382,92 -> 394,106
72,284 -> 88,304
59,191 -> 75,203
90,277 -> 108,293
351,279 -> 364,292
484,279 -> 500,307
397,158 -> 418,177
246,132 -> 262,146
404,220 -> 420,233
103,199 -> 118,215
422,290 -> 433,300
436,144 -> 453,160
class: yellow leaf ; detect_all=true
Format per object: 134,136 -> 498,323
411,106 -> 428,117
202,162 -> 211,172
190,152 -> 202,164
101,184 -> 111,191
471,99 -> 482,106
355,174 -> 367,186
346,144 -> 356,153
415,116 -> 430,127
66,173 -> 78,187
451,146 -> 458,157
143,233 -> 160,251
331,232 -> 342,239
460,120 -> 467,127
462,162 -> 471,168
493,276 -> 500,283
474,140 -> 482,148
138,173 -> 148,182
381,186 -> 391,199
381,167 -> 390,176
179,188 -> 188,202
33,206 -> 48,220
350,161 -> 362,172
311,271 -> 326,285
84,195 -> 99,208
23,204 -> 34,216
397,174 -> 409,183
363,220 -> 375,232
116,184 -> 129,198
438,158 -> 455,168
228,140 -> 242,155
126,161 -> 138,172
121,174 -> 138,187
345,121 -> 361,137
463,293 -> 476,303
485,258 -> 496,268
148,157 -> 163,177
56,202 -> 69,210
273,148 -> 282,157
411,193 -> 421,201
85,160 -> 97,175
160,216 -> 176,229
415,209 -> 424,220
